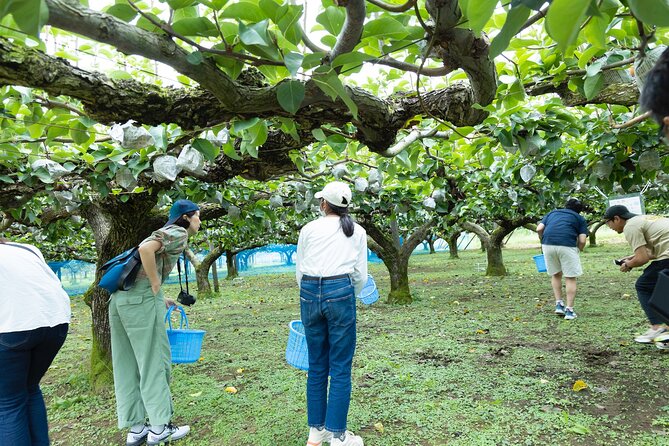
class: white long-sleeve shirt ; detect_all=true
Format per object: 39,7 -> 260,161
0,242 -> 71,333
296,216 -> 368,296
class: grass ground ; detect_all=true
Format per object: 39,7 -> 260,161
44,239 -> 669,446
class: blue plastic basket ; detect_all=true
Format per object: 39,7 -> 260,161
165,305 -> 206,364
286,320 -> 309,371
533,254 -> 547,273
359,274 -> 379,305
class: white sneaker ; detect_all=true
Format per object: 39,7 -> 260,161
655,332 -> 669,349
146,423 -> 190,445
307,426 -> 333,445
634,327 -> 667,344
331,431 -> 363,446
126,423 -> 150,446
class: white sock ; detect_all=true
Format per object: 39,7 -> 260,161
150,424 -> 165,433
130,423 -> 145,433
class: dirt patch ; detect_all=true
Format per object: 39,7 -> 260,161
413,349 -> 457,367
581,348 -> 618,366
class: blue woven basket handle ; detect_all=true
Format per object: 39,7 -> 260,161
165,305 -> 189,330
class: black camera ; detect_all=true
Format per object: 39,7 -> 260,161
177,290 -> 196,306
614,259 -> 624,266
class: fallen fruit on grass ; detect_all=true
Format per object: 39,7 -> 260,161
572,380 -> 588,392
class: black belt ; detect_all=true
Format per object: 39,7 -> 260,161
302,274 -> 350,281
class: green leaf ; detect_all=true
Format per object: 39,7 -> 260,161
186,51 -> 204,65
258,0 -> 280,21
70,121 -> 90,145
326,134 -> 347,154
276,80 -> 305,115
211,0 -> 229,10
331,52 -> 375,69
578,46 -> 604,69
584,73 -> 604,100
222,142 -> 242,160
246,120 -> 268,147
312,66 -> 358,119
172,17 -> 218,37
277,117 -> 299,141
514,0 -> 545,10
583,15 -> 608,49
362,17 -> 408,40
316,6 -> 345,36
192,138 -> 220,161
166,0 -> 196,9
467,0 -> 498,35
233,118 -> 260,133
105,4 -> 137,22
627,0 -> 669,27
3,0 -> 48,37
276,4 -> 303,45
312,128 -> 326,141
239,20 -> 272,47
545,0 -> 591,52
489,4 -> 531,58
284,52 -> 303,77
220,1 -> 264,22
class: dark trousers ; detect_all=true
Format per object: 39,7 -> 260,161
636,259 -> 669,325
0,324 -> 68,446
300,276 -> 356,435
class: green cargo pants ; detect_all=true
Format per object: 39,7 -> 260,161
109,279 -> 173,429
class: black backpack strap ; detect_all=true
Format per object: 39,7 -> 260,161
177,252 -> 190,294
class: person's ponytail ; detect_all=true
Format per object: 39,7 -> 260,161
340,214 -> 354,237
327,203 -> 354,237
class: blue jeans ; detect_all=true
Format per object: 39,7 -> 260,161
300,276 -> 356,435
636,259 -> 669,325
0,324 -> 68,446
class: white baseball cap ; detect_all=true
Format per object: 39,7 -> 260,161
315,181 -> 352,208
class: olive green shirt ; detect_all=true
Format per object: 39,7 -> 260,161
623,215 -> 669,262
137,224 -> 189,283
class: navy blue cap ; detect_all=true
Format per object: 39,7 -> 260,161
165,199 -> 199,226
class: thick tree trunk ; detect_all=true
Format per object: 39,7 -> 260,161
384,253 -> 411,304
226,250 -> 239,280
81,194 -> 160,387
426,235 -> 436,254
195,265 -> 212,296
462,217 -> 536,277
485,240 -> 507,276
589,220 -> 605,247
361,217 -> 434,304
190,246 -> 224,298
448,231 -> 461,259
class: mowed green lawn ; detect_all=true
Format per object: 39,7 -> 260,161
44,240 -> 669,446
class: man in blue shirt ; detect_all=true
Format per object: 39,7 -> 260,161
536,199 -> 589,320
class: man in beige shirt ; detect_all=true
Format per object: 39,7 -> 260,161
604,205 -> 669,347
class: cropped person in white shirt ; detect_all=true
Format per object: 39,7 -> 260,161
296,181 -> 368,446
0,238 -> 71,446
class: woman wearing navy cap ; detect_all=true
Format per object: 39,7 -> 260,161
296,182 -> 368,446
109,199 -> 200,446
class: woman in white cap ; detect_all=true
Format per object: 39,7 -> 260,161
109,199 -> 200,446
296,181 -> 368,446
